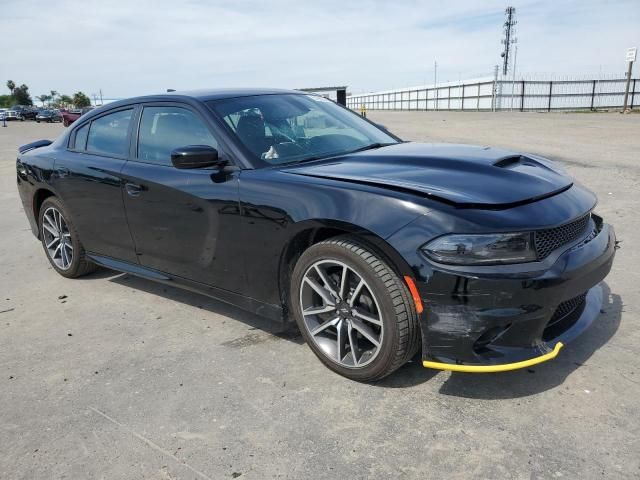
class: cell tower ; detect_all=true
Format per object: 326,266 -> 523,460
500,7 -> 517,76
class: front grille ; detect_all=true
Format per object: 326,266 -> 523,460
534,214 -> 591,260
543,292 -> 587,341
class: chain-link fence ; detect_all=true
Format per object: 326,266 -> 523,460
347,75 -> 639,112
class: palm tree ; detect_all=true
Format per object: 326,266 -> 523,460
59,94 -> 73,108
36,95 -> 51,107
6,80 -> 15,95
50,90 -> 58,101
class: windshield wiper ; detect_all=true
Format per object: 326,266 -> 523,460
282,143 -> 398,166
345,142 -> 397,154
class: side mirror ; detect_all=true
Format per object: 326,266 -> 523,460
171,145 -> 222,169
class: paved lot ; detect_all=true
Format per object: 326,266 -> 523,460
1,113 -> 639,479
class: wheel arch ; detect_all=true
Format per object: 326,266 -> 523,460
32,188 -> 56,237
278,219 -> 414,320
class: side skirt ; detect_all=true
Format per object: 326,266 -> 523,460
87,254 -> 285,323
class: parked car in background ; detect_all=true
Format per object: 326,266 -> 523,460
61,106 -> 94,127
13,105 -> 38,121
35,109 -> 63,123
3,109 -> 24,121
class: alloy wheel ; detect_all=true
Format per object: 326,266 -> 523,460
299,260 -> 384,368
42,206 -> 73,270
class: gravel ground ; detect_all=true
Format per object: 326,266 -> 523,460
1,113 -> 639,479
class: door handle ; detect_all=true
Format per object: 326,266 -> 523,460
125,182 -> 144,197
56,167 -> 70,178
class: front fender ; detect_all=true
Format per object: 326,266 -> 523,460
237,169 -> 429,306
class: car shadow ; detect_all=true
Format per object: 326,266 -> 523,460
94,269 -> 304,344
89,269 -> 621,394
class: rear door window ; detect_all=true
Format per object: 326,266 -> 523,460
86,109 -> 133,157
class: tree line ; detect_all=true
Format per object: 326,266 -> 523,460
1,80 -> 92,109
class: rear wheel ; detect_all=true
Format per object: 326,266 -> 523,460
39,197 -> 97,278
291,236 -> 420,381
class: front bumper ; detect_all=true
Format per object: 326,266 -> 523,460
417,221 -> 616,371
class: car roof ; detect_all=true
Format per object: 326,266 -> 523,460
99,88 -> 304,110
168,88 -> 301,101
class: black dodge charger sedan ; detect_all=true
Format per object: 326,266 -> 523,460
16,89 -> 616,381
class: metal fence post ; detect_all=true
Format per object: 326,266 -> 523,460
448,86 -> 451,110
631,79 -> 636,109
477,82 -> 481,110
590,80 -> 596,111
461,84 -> 465,110
548,81 -> 553,112
520,80 -> 525,111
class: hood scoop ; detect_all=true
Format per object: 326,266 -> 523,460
493,155 -> 525,169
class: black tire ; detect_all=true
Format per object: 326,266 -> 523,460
39,197 -> 97,278
290,236 -> 420,381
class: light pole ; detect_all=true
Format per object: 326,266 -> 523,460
492,64 -> 499,112
434,60 -> 438,111
510,45 -> 518,111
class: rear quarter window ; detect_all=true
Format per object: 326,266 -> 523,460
73,123 -> 89,150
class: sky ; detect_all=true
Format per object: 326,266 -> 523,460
1,0 -> 639,100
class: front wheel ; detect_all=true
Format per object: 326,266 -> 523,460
39,197 -> 97,278
290,236 -> 420,381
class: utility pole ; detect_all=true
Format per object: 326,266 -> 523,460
499,7 -> 517,111
99,89 -> 103,105
622,47 -> 637,112
501,7 -> 517,76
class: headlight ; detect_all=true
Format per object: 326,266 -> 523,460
421,232 -> 536,265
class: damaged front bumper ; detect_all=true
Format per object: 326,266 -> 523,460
416,221 -> 616,372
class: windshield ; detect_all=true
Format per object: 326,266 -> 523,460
208,94 -> 398,166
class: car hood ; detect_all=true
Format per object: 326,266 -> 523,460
283,142 -> 573,208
